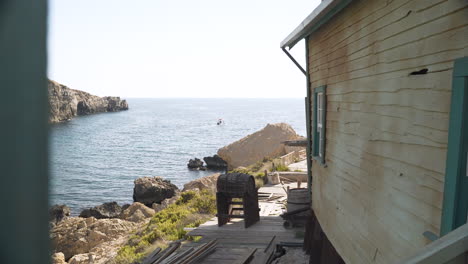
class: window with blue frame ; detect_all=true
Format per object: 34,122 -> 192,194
313,85 -> 326,165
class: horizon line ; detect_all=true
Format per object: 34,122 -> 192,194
121,97 -> 305,99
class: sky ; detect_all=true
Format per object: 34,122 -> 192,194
48,0 -> 320,98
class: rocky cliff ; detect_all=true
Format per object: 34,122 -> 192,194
217,123 -> 301,169
48,80 -> 128,123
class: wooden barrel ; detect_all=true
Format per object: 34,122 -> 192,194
217,173 -> 255,197
287,188 -> 310,213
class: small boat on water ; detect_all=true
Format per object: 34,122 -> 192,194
217,118 -> 225,125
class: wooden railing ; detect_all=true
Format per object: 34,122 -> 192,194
398,224 -> 468,264
278,149 -> 307,167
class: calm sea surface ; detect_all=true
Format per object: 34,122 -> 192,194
50,98 -> 306,214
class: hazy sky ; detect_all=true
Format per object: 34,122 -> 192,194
48,0 -> 320,98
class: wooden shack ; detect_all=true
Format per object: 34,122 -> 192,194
281,0 -> 468,263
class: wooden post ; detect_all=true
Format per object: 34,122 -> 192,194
243,189 -> 260,228
216,192 -> 230,226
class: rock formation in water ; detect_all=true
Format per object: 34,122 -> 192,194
217,123 -> 301,169
187,158 -> 204,169
203,155 -> 228,169
133,176 -> 179,206
48,80 -> 128,123
79,202 -> 123,219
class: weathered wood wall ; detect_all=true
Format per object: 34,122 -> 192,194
307,0 -> 468,263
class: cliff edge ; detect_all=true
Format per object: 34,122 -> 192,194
48,80 -> 128,123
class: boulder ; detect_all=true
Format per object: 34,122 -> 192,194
119,202 -> 155,223
203,155 -> 227,169
133,177 -> 179,206
68,254 -> 95,264
187,158 -> 204,169
51,252 -> 67,264
182,173 -> 220,193
79,202 -> 122,219
48,80 -> 128,123
217,123 -> 301,169
151,195 -> 180,212
49,204 -> 71,224
50,217 -> 138,260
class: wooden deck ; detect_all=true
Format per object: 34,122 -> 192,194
178,183 -> 305,264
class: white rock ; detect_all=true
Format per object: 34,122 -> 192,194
182,173 -> 220,193
119,202 -> 155,223
217,123 -> 301,169
68,253 -> 95,264
51,252 -> 67,264
50,217 -> 138,260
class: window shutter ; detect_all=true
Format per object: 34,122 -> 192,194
320,92 -> 326,163
312,85 -> 326,165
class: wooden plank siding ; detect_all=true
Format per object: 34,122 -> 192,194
306,0 -> 468,263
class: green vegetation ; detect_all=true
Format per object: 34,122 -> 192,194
250,161 -> 264,172
228,168 -> 267,188
254,172 -> 267,188
114,190 -> 216,264
274,164 -> 290,172
230,167 -> 250,174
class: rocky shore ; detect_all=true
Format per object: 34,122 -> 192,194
48,80 -> 128,123
50,123 -> 304,264
50,177 -> 180,264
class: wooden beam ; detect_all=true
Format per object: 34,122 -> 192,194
280,0 -> 353,49
398,224 -> 468,264
305,36 -> 313,197
282,140 -> 308,147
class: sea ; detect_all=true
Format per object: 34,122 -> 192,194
50,98 -> 306,214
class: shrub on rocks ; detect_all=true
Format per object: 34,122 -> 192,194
114,190 -> 216,264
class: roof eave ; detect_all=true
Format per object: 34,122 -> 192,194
280,0 -> 353,49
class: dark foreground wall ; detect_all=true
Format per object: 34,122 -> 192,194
0,1 -> 50,263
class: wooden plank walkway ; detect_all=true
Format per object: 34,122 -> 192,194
177,183 -> 305,264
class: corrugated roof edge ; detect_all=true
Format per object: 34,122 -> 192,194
280,0 -> 353,49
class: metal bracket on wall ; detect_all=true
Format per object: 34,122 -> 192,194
282,47 -> 306,76
423,231 -> 439,242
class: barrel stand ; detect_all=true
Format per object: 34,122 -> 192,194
216,173 -> 260,228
